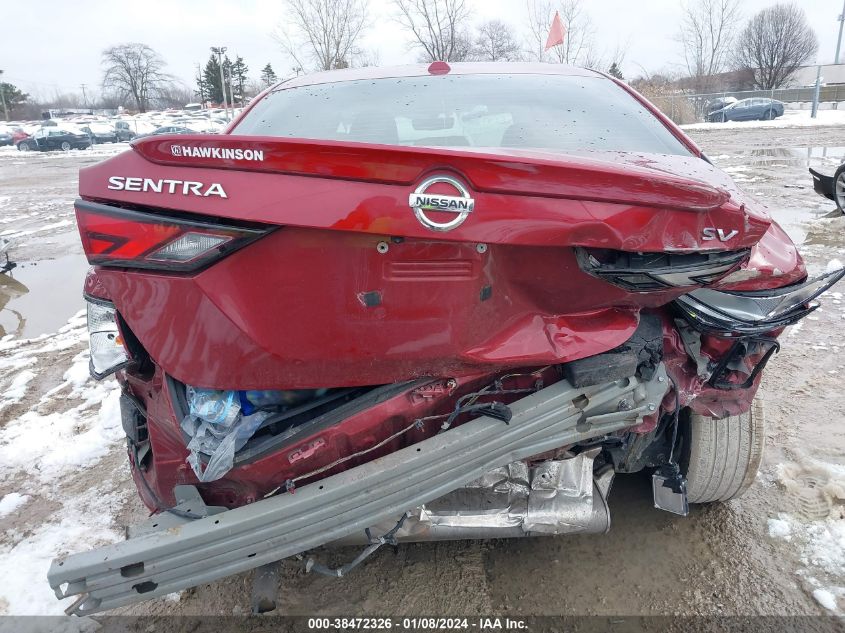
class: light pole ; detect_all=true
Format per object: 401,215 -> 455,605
837,0 -> 845,64
211,46 -> 229,120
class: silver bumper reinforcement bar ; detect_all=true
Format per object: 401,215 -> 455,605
48,365 -> 667,615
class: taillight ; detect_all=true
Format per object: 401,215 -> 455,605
575,247 -> 749,292
86,296 -> 130,379
75,199 -> 269,271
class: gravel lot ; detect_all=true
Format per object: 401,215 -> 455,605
0,126 -> 843,620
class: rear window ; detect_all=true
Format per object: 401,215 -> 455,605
233,73 -> 691,156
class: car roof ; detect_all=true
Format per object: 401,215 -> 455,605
273,62 -> 604,91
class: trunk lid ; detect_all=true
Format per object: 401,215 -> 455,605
81,134 -> 770,251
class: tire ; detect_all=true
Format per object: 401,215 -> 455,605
60,141 -> 71,151
764,109 -> 774,120
682,399 -> 765,503
834,165 -> 845,215
17,142 -> 30,152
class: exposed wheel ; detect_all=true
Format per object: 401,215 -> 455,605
834,164 -> 845,214
681,399 -> 765,503
17,142 -> 30,152
60,141 -> 71,151
764,109 -> 774,120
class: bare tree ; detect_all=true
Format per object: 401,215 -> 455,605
526,0 -> 595,66
392,0 -> 472,62
275,0 -> 369,72
734,3 -> 819,89
101,43 -> 171,113
156,82 -> 196,109
677,0 -> 741,90
473,20 -> 522,61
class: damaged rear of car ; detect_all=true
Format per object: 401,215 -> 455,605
49,63 -> 844,615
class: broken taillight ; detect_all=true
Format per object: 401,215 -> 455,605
575,247 -> 749,292
75,199 -> 269,272
86,296 -> 130,379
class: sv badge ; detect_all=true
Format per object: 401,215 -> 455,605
702,227 -> 739,242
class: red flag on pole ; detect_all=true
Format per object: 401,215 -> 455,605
544,11 -> 566,50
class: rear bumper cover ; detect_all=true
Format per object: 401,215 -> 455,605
809,167 -> 835,202
49,365 -> 667,615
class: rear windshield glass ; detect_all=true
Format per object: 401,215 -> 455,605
233,73 -> 691,156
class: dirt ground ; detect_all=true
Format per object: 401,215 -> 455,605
0,125 -> 844,619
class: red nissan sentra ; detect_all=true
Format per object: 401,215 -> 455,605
50,63 -> 844,614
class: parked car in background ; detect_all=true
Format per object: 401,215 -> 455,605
809,162 -> 845,214
78,122 -> 118,144
11,128 -> 30,145
16,127 -> 91,151
707,98 -> 784,122
705,96 -> 737,114
135,125 -> 196,138
0,126 -> 13,146
79,121 -> 117,144
114,121 -> 136,142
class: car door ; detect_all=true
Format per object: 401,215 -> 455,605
28,129 -> 43,149
750,99 -> 767,119
53,129 -> 71,148
729,100 -> 750,121
43,129 -> 62,149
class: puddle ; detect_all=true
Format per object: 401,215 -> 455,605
732,146 -> 845,169
768,206 -> 837,246
708,144 -> 844,246
0,254 -> 90,338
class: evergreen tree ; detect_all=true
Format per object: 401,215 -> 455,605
194,65 -> 209,105
608,62 -> 624,80
260,63 -> 278,87
202,54 -> 234,105
203,55 -> 223,104
231,56 -> 249,106
0,79 -> 28,120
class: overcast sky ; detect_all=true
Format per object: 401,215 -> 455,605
1,0 -> 842,100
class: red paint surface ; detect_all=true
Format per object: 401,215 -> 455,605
78,66 -> 806,509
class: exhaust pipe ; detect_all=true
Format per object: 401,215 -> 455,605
332,449 -> 613,545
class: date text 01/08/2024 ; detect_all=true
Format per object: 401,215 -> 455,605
306,618 -> 529,630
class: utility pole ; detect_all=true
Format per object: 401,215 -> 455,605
195,63 -> 204,108
211,46 -> 229,120
837,0 -> 845,64
225,64 -> 235,116
0,70 -> 8,122
80,84 -> 88,109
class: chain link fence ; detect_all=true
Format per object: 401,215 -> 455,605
651,86 -> 845,125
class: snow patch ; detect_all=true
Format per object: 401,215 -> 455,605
0,311 -> 126,615
768,517 -> 792,541
1,369 -> 36,405
0,493 -> 29,518
828,259 -> 844,273
0,487 -> 125,615
813,588 -> 839,612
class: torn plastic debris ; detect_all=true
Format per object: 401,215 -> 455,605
182,387 -> 270,482
181,387 -> 333,482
